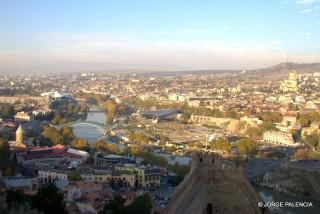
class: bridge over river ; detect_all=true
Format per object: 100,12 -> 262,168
51,120 -> 115,135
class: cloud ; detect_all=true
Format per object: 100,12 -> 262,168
0,33 -> 319,71
296,0 -> 320,4
304,32 -> 312,38
158,29 -> 209,35
223,25 -> 256,31
300,8 -> 313,13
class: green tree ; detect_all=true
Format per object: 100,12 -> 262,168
60,127 -> 76,144
246,127 -> 263,138
104,144 -> 120,154
237,138 -> 257,157
106,99 -> 118,124
31,184 -> 65,214
0,139 -> 10,163
51,114 -> 62,125
6,190 -> 31,210
128,132 -> 150,144
41,126 -> 64,145
297,117 -> 310,127
127,194 -> 152,214
102,195 -> 126,214
211,138 -> 231,153
168,162 -> 190,178
7,203 -> 40,214
0,104 -> 14,119
306,135 -> 319,147
158,134 -> 169,145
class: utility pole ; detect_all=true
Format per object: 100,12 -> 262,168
205,135 -> 208,152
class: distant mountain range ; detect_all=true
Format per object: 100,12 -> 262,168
256,62 -> 320,74
139,62 -> 320,77
2,62 -> 320,76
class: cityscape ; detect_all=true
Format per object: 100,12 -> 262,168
1,1 -> 320,214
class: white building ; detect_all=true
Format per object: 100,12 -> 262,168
240,116 -> 263,126
263,131 -> 299,147
38,168 -> 135,188
14,111 -> 33,121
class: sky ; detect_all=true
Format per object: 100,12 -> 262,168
0,0 -> 320,73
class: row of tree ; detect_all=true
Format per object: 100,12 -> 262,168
102,194 -> 152,214
305,132 -> 320,148
6,184 -> 65,214
297,112 -> 320,127
95,140 -> 120,153
294,148 -> 320,160
41,126 -> 89,151
209,137 -> 257,157
0,103 -> 14,119
50,99 -> 87,125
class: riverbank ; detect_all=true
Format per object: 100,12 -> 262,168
256,186 -> 320,214
261,167 -> 320,202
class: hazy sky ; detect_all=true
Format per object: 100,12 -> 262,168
1,0 -> 320,73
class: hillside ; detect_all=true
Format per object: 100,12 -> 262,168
255,62 -> 320,75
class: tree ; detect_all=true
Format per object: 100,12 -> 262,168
158,134 -> 169,145
31,184 -> 65,214
95,140 -> 106,151
41,126 -> 77,146
51,114 -> 62,125
71,138 -> 89,151
128,132 -> 149,144
67,171 -> 82,181
295,149 -> 310,160
211,138 -> 231,153
142,151 -> 168,167
168,162 -> 190,178
104,144 -> 120,154
106,99 -> 118,124
41,126 -> 64,145
0,139 -> 10,163
60,127 -> 76,144
297,117 -> 310,127
306,135 -> 319,147
102,194 -> 152,214
246,127 -> 263,138
194,142 -> 203,149
102,195 -> 126,214
237,138 -> 257,157
0,104 -> 14,119
7,203 -> 40,214
6,190 -> 31,210
127,194 -> 152,214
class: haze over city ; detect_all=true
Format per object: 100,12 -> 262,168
1,1 -> 320,214
1,0 -> 320,73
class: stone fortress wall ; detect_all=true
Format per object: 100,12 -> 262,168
167,152 -> 270,214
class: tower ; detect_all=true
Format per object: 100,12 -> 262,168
16,124 -> 23,145
168,152 -> 269,214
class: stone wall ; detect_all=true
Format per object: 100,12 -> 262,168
167,152 -> 270,214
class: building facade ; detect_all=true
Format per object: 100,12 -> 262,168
38,168 -> 135,188
263,131 -> 299,147
15,111 -> 33,121
115,164 -> 161,188
280,71 -> 298,93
